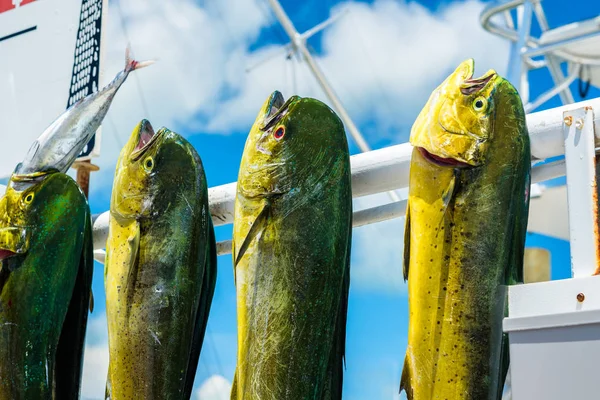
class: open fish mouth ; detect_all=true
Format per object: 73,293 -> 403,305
460,71 -> 497,95
131,119 -> 160,160
0,226 -> 29,258
417,147 -> 472,168
260,92 -> 300,131
0,249 -> 16,260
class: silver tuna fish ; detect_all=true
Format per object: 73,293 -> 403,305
13,48 -> 153,177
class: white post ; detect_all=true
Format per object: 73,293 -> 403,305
563,107 -> 600,277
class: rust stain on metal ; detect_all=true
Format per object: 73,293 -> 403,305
594,105 -> 600,275
593,151 -> 600,275
577,293 -> 585,302
590,108 -> 600,276
594,153 -> 600,276
585,106 -> 593,111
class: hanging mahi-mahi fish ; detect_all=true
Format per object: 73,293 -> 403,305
0,172 -> 93,399
231,91 -> 353,399
400,59 -> 531,400
105,120 -> 216,399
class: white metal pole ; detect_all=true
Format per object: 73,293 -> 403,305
563,107 -> 599,277
506,1 -> 533,102
265,0 -> 401,201
91,158 -> 566,260
267,0 -> 371,152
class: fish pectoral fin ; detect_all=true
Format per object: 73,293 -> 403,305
435,173 -> 457,236
125,222 -> 141,312
234,202 -> 270,268
399,355 -> 413,399
441,173 -> 456,216
403,200 -> 411,281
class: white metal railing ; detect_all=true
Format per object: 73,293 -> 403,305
480,0 -> 600,113
90,96 -> 600,261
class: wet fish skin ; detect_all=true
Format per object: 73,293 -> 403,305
0,171 -> 93,399
105,120 -> 216,400
400,59 -> 530,400
14,49 -> 153,177
231,91 -> 352,400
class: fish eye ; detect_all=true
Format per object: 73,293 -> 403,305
23,192 -> 34,204
273,126 -> 285,140
143,157 -> 154,172
473,97 -> 487,112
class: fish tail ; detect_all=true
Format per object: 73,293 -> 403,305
124,45 -> 155,74
399,355 -> 413,400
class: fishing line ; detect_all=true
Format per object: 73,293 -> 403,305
114,0 -> 152,120
106,115 -> 123,149
291,55 -> 298,95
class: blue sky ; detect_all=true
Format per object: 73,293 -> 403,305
7,0 -> 595,398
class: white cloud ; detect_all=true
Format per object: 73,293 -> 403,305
318,0 -> 509,129
80,314 -> 109,400
194,375 -> 232,400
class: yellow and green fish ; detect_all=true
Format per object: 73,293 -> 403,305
401,59 -> 530,400
231,91 -> 352,399
0,171 -> 93,399
105,120 -> 216,399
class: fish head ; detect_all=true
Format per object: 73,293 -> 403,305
238,90 -> 347,199
112,119 -> 163,219
410,59 -> 501,167
112,119 -> 203,219
0,171 -> 79,261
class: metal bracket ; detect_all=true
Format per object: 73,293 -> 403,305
563,106 -> 600,277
